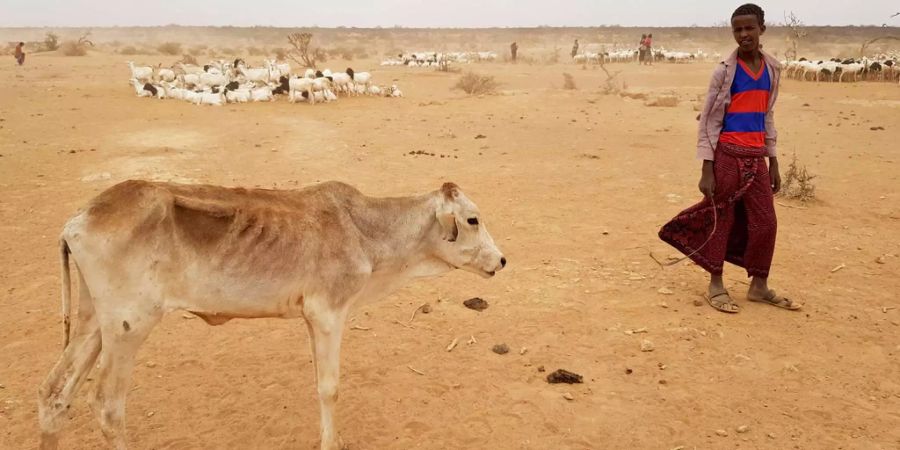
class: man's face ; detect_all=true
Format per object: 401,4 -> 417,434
731,15 -> 765,52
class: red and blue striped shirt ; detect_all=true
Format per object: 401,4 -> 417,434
719,59 -> 770,148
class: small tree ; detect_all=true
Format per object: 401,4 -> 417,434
44,32 -> 60,51
287,32 -> 327,69
859,36 -> 900,59
60,31 -> 94,56
597,57 -> 622,94
783,11 -> 807,61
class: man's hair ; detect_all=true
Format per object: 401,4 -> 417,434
732,3 -> 765,26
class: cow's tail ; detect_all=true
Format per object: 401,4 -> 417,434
60,238 -> 72,349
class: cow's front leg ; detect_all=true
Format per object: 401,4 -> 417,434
305,304 -> 349,450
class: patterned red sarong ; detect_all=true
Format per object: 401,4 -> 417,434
659,142 -> 777,278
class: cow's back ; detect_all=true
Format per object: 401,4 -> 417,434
64,180 -> 369,280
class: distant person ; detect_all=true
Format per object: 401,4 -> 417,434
571,39 -> 579,58
14,42 -> 25,66
510,41 -> 518,62
644,33 -> 654,65
659,3 -> 800,313
638,34 -> 647,63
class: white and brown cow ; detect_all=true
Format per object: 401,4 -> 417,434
38,180 -> 505,450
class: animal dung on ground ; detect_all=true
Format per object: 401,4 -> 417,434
492,343 -> 510,355
474,134 -> 487,139
463,297 -> 489,311
546,369 -> 583,384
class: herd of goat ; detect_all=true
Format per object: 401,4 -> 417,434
783,57 -> 900,83
127,59 -> 403,106
380,51 -> 499,67
574,48 -> 719,64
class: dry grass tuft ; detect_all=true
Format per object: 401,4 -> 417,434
60,41 -> 88,56
157,42 -> 182,55
453,72 -> 499,95
780,152 -> 817,201
562,73 -> 577,90
180,54 -> 199,65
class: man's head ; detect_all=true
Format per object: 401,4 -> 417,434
648,33 -> 653,38
731,3 -> 766,53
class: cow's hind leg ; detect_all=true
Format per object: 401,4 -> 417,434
91,302 -> 162,450
38,272 -> 102,450
305,303 -> 350,450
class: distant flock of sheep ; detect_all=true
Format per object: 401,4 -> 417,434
379,51 -> 499,67
783,56 -> 899,83
574,48 -> 720,64
127,59 -> 403,106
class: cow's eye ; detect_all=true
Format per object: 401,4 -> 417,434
467,218 -> 479,226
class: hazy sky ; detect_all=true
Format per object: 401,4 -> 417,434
2,0 -> 898,27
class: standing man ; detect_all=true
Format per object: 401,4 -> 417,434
510,41 -> 518,62
638,34 -> 647,64
14,42 -> 25,66
659,3 -> 799,313
644,33 -> 654,65
571,39 -> 579,58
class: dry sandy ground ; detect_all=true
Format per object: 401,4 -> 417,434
1,51 -> 899,450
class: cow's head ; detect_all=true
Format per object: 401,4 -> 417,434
434,183 -> 506,278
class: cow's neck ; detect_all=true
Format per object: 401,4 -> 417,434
352,193 -> 449,278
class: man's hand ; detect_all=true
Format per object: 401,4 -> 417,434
698,160 -> 716,198
769,157 -> 781,193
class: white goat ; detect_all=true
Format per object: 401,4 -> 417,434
250,86 -> 274,102
225,88 -> 251,103
128,62 -> 153,84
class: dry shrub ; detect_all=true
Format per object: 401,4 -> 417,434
157,42 -> 182,55
274,48 -> 288,61
180,54 -> 198,65
562,73 -> 576,89
119,46 -> 139,55
780,152 -> 816,201
217,47 -> 238,56
247,46 -> 267,56
329,46 -> 354,60
44,32 -> 60,51
645,95 -> 679,107
436,60 -> 461,73
351,46 -> 368,59
188,45 -> 208,56
287,32 -> 327,68
454,72 -> 499,95
60,41 -> 88,56
544,47 -> 561,64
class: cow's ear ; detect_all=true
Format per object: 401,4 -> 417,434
436,207 -> 458,242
